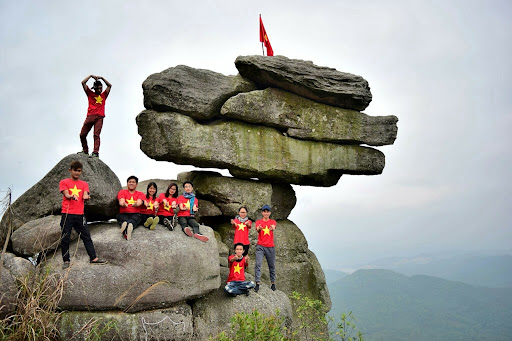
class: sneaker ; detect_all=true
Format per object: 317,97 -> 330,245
90,259 -> 108,265
183,227 -> 193,237
245,290 -> 250,296
271,283 -> 276,291
171,214 -> 178,229
193,233 -> 209,242
254,283 -> 260,292
120,221 -> 128,234
144,217 -> 153,228
90,152 -> 99,158
164,218 -> 173,231
150,216 -> 159,230
77,151 -> 88,156
62,262 -> 70,269
126,223 -> 133,240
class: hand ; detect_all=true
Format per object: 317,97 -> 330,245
246,221 -> 252,227
154,202 -> 159,209
72,195 -> 79,201
193,205 -> 198,212
144,200 -> 149,207
171,202 -> 177,209
270,225 -> 276,230
256,225 -> 262,231
83,193 -> 90,200
230,219 -> 235,225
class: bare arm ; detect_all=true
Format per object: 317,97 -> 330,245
97,76 -> 112,96
61,189 -> 78,201
81,74 -> 97,93
83,191 -> 90,200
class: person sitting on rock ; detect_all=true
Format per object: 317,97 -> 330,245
117,176 -> 144,240
224,243 -> 256,297
254,205 -> 277,292
59,160 -> 107,269
230,206 -> 252,259
158,182 -> 179,231
177,181 -> 208,242
78,74 -> 112,158
140,182 -> 160,230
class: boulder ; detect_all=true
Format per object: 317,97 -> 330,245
235,55 -> 372,111
221,88 -> 398,146
0,154 -> 121,246
143,65 -> 256,120
45,222 -> 220,312
216,219 -> 331,310
177,171 -> 296,220
137,110 -> 385,187
11,215 -> 78,257
0,252 -> 34,318
191,267 -> 293,340
59,303 -> 193,341
2,252 -> 34,279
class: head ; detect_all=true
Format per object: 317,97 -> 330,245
69,160 -> 83,180
183,181 -> 193,194
92,80 -> 103,95
261,205 -> 271,219
238,206 -> 248,219
165,182 -> 179,198
146,182 -> 157,199
234,243 -> 244,257
127,175 -> 138,191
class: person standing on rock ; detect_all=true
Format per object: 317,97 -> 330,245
254,205 -> 277,292
230,206 -> 252,259
158,182 -> 179,231
117,176 -> 144,240
140,182 -> 160,230
59,160 -> 107,269
177,181 -> 208,242
224,243 -> 256,297
78,74 -> 112,158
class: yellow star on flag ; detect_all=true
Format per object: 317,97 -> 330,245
237,223 -> 245,231
147,201 -> 154,211
126,196 -> 136,206
69,185 -> 82,197
94,95 -> 103,104
262,226 -> 271,236
233,263 -> 242,274
184,201 -> 191,210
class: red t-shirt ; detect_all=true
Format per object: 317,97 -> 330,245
232,218 -> 252,245
227,255 -> 247,282
256,219 -> 276,247
177,195 -> 198,217
157,193 -> 178,217
140,195 -> 159,215
59,178 -> 89,215
86,88 -> 108,117
117,189 -> 144,214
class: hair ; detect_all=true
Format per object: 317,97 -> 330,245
93,80 -> 103,88
234,243 -> 244,250
165,182 -> 179,198
69,160 -> 83,170
182,181 -> 193,188
127,175 -> 138,183
146,182 -> 157,200
238,206 -> 248,213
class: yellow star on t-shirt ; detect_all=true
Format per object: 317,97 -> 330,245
184,201 -> 191,210
233,263 -> 242,274
126,196 -> 136,206
163,202 -> 171,211
94,95 -> 103,104
237,223 -> 245,231
147,201 -> 154,211
262,226 -> 271,236
69,185 -> 82,197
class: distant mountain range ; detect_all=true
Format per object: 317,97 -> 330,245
327,269 -> 512,341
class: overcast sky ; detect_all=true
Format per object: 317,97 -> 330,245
1,0 -> 511,270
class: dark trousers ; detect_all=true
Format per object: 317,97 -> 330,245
178,216 -> 200,234
80,115 -> 104,153
60,214 -> 96,262
116,213 -> 141,227
255,244 -> 276,283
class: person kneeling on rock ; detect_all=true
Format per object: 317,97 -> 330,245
177,181 -> 208,242
224,243 -> 255,297
117,175 -> 144,240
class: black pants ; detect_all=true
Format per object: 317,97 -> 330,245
178,216 -> 200,234
116,213 -> 141,226
60,214 -> 96,262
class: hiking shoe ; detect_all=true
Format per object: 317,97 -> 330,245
120,221 -> 128,234
144,217 -> 153,228
164,218 -> 173,231
62,262 -> 70,269
183,227 -> 193,237
171,214 -> 178,229
126,223 -> 133,240
254,283 -> 260,292
193,233 -> 209,242
90,259 -> 108,265
271,283 -> 276,291
77,151 -> 88,156
150,216 -> 159,230
90,152 -> 99,158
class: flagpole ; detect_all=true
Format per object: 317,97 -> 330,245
261,42 -> 264,56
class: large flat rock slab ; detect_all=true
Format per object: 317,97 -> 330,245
235,55 -> 372,111
143,65 -> 256,120
137,110 -> 385,187
221,88 -> 398,146
46,222 -> 219,312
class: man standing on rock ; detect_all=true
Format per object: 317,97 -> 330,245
78,74 -> 112,158
59,160 -> 107,269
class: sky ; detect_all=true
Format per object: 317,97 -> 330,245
1,0 -> 511,270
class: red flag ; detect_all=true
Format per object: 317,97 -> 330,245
259,15 -> 274,56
